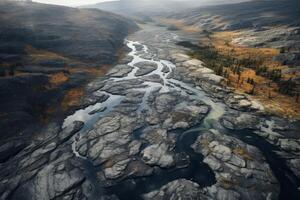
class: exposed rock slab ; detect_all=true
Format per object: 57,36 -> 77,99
141,143 -> 175,168
107,65 -> 133,78
191,130 -> 280,200
134,61 -> 158,76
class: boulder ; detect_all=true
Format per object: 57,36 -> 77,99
142,143 -> 175,168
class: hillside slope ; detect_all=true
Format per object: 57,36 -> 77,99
0,1 -> 137,65
0,1 -> 137,140
165,0 -> 300,59
82,0 -> 250,17
168,0 -> 300,31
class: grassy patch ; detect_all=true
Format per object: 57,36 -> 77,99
49,72 -> 69,87
25,45 -> 71,63
158,18 -> 200,33
61,88 -> 84,111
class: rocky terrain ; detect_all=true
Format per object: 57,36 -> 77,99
0,1 -> 137,140
1,21 -> 299,200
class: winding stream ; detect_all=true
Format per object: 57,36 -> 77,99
63,38 -> 226,144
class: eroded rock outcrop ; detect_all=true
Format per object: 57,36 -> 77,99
192,130 -> 280,200
0,121 -> 86,200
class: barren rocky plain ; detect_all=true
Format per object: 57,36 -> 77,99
1,21 -> 299,200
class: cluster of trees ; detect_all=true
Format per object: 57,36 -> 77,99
254,66 -> 282,81
236,57 -> 263,69
247,78 -> 255,85
268,69 -> 282,82
177,41 -> 299,101
278,78 -> 298,96
255,65 -> 268,75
